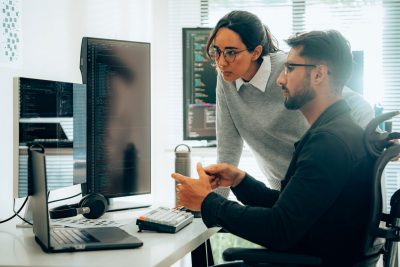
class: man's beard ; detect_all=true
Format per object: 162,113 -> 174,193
284,78 -> 315,110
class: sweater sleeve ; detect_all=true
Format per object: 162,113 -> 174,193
216,74 -> 243,166
201,132 -> 352,251
231,173 -> 280,207
342,86 -> 373,128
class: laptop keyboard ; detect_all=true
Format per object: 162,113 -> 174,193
51,229 -> 99,245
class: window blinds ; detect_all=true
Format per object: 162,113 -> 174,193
382,0 -> 400,208
165,0 -> 202,146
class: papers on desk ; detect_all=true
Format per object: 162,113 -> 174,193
51,216 -> 127,228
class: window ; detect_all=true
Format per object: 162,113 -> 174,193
382,0 -> 400,209
206,0 -> 383,104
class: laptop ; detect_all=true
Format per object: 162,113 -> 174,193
30,146 -> 143,252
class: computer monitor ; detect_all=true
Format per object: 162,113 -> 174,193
79,37 -> 151,210
13,77 -> 86,198
182,28 -> 217,141
182,28 -> 364,142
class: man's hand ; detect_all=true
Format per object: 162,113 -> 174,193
171,163 -> 213,211
203,163 -> 246,188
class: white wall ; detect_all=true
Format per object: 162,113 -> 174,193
0,0 -> 155,218
150,0 -> 176,208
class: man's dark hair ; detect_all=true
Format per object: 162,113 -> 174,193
286,30 -> 353,91
206,10 -> 279,64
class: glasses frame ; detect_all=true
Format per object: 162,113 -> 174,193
209,47 -> 248,64
283,63 -> 318,75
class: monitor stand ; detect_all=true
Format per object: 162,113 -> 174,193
107,194 -> 153,212
16,198 -> 33,228
191,140 -> 217,148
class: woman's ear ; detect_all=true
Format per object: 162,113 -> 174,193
251,45 -> 263,61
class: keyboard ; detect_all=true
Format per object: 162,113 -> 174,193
136,207 -> 194,233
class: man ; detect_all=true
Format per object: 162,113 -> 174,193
172,30 -> 373,266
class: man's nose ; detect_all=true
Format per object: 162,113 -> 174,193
276,70 -> 286,86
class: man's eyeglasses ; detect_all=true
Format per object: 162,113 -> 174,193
283,63 -> 317,75
208,47 -> 248,63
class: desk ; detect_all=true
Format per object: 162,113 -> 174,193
0,208 -> 220,267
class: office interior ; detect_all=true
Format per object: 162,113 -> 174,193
1,0 -> 400,266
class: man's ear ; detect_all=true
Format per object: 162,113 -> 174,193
312,64 -> 329,84
251,45 -> 263,61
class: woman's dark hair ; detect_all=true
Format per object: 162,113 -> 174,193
206,10 -> 279,64
286,30 -> 353,91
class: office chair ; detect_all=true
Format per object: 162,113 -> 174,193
221,111 -> 400,267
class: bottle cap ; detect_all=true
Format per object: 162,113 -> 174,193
174,144 -> 191,155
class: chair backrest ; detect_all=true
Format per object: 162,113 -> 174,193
362,111 -> 400,266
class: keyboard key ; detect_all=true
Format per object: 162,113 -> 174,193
51,229 -> 99,245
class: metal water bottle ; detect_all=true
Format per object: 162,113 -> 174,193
174,144 -> 191,206
175,144 -> 191,176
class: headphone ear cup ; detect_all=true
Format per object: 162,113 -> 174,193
49,203 -> 80,219
79,193 -> 108,219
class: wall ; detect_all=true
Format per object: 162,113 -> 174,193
0,0 -> 154,218
150,0 -> 175,207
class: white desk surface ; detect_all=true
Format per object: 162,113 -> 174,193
0,208 -> 220,267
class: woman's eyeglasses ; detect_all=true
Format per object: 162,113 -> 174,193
208,47 -> 248,63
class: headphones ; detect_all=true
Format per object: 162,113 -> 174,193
49,193 -> 108,219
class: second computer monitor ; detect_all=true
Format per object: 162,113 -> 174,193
79,37 -> 151,199
182,28 -> 217,141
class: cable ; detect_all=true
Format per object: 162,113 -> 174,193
13,198 -> 33,226
48,192 -> 81,204
0,191 -> 82,225
0,196 -> 29,224
16,213 -> 32,225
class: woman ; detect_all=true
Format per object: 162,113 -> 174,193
206,10 -> 373,191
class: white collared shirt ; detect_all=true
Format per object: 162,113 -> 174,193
235,55 -> 271,92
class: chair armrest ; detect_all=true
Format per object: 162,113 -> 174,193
223,248 -> 322,266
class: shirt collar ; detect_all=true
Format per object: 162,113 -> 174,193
309,99 -> 350,130
235,55 -> 271,92
293,99 -> 349,152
